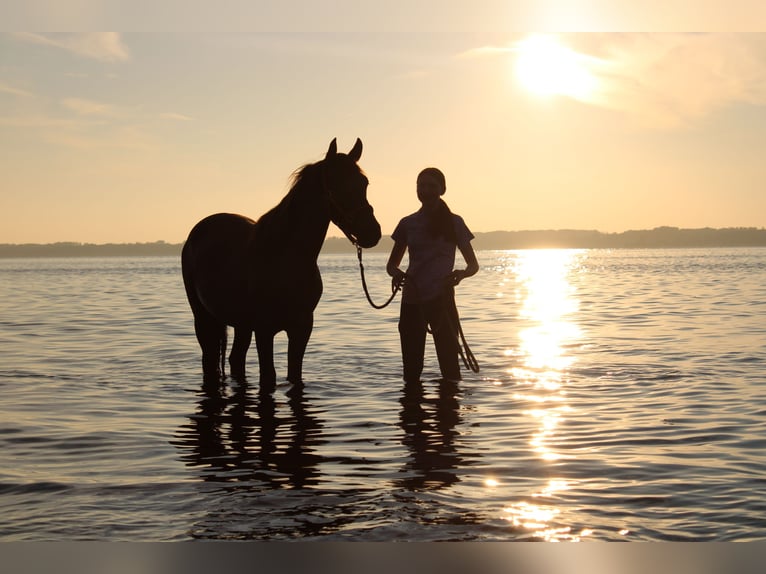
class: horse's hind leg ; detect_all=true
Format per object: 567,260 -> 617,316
193,311 -> 227,382
229,327 -> 252,381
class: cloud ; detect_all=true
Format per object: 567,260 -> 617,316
2,106 -> 188,152
14,32 -> 130,62
569,33 -> 766,128
457,45 -> 514,59
469,34 -> 766,129
0,113 -> 157,151
61,97 -> 119,117
0,82 -> 35,98
159,112 -> 194,121
36,125 -> 157,151
61,98 -> 193,123
0,115 -> 82,129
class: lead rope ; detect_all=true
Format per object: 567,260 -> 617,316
355,246 -> 479,373
445,287 -> 480,373
356,245 -> 400,309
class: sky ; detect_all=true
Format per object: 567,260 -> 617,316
2,23 -> 766,243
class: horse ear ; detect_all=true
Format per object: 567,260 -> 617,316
348,138 -> 363,162
326,138 -> 338,159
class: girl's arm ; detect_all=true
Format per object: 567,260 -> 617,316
386,240 -> 408,289
448,242 -> 479,286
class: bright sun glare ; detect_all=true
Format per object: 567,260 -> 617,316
514,34 -> 597,100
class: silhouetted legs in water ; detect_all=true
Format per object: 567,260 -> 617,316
398,290 -> 461,383
200,320 -> 312,391
193,310 -> 227,383
229,328 -> 252,381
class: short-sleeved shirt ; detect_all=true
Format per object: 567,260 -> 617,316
391,208 -> 474,303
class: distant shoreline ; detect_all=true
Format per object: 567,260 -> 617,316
1,227 -> 766,258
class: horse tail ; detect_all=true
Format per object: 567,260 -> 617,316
219,327 -> 227,379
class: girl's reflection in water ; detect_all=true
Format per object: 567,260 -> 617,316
396,379 -> 472,491
174,380 -> 324,490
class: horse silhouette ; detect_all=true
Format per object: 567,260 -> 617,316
182,138 -> 381,388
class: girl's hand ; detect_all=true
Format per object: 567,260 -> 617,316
446,269 -> 467,287
391,269 -> 407,291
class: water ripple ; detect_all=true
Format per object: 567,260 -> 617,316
1,250 -> 765,540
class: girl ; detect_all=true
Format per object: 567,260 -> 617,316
386,167 -> 479,382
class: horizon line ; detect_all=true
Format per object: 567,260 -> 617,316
3,225 -> 766,246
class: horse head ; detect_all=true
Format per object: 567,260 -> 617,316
323,138 -> 381,249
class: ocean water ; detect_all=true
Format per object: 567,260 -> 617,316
1,248 -> 765,541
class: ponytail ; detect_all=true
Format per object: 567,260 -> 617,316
417,167 -> 455,243
428,198 -> 457,243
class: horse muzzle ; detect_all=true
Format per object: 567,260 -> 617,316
337,205 -> 381,249
355,225 -> 381,249
353,207 -> 381,249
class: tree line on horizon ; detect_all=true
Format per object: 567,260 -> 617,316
1,227 -> 766,257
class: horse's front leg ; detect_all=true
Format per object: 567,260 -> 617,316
229,327 -> 252,381
287,313 -> 313,385
254,330 -> 277,392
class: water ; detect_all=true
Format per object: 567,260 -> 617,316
1,248 -> 765,541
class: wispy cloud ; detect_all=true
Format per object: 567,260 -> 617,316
14,32 -> 130,62
457,45 -> 515,59
0,115 -> 84,129
159,112 -> 194,121
36,125 -> 157,151
467,34 -> 766,129
61,97 -> 119,117
1,102 -> 193,152
60,99 -> 193,122
580,34 -> 766,128
0,82 -> 35,98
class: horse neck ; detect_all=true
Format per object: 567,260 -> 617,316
284,167 -> 331,260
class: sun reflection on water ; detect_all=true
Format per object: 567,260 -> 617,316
502,249 -> 585,540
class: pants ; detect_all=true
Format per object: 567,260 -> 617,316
398,289 -> 461,383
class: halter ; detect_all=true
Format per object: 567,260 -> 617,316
320,160 -> 372,246
328,194 -> 374,246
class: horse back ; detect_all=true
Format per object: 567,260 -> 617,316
182,212 -> 323,330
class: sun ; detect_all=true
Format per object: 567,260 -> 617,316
514,34 -> 597,101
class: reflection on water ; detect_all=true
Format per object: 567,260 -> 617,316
173,380 -> 324,490
176,378 -> 476,495
173,250 -> 587,540
2,251 -> 765,540
396,379 -> 469,491
502,250 -> 586,541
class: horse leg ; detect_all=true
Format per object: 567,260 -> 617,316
183,264 -> 227,382
193,311 -> 227,382
287,314 -> 313,385
254,331 -> 277,392
229,327 -> 252,381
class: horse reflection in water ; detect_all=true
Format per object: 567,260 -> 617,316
182,139 -> 381,390
174,381 -> 324,492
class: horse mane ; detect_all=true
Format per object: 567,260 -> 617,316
249,161 -> 323,248
287,162 -> 318,192
252,155 -> 364,245
288,154 -> 366,191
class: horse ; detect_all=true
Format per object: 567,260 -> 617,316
181,138 -> 381,389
